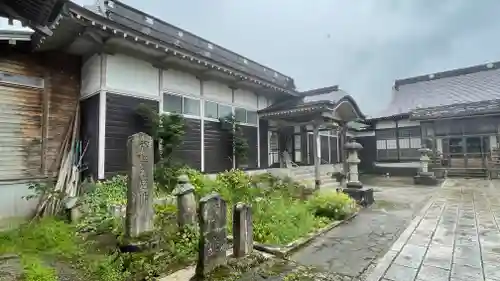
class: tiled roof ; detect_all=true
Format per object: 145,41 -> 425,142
373,61 -> 500,119
258,86 -> 366,120
258,86 -> 342,114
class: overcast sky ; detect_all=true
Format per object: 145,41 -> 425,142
4,0 -> 500,116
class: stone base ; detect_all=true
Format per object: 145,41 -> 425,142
414,173 -> 439,186
343,185 -> 374,207
433,169 -> 446,179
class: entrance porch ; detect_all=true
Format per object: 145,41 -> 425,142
258,86 -> 366,189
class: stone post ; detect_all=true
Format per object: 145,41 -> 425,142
232,202 -> 253,258
172,174 -> 197,228
414,147 -> 438,185
345,140 -> 363,188
342,140 -> 374,207
196,193 -> 228,278
419,147 -> 431,173
125,132 -> 155,239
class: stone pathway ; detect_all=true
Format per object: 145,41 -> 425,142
291,177 -> 438,280
367,178 -> 500,281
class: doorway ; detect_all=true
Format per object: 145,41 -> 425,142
444,136 -> 490,168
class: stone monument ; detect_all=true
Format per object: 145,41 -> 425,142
196,193 -> 228,278
414,147 -> 438,185
342,140 -> 374,207
232,202 -> 253,258
172,174 -> 197,227
125,132 -> 155,239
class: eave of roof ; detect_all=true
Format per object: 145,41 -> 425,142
33,1 -> 298,96
0,0 -> 61,36
259,102 -> 333,118
0,30 -> 33,41
410,99 -> 500,120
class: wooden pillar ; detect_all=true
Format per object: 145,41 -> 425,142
339,123 -> 349,175
313,125 -> 320,190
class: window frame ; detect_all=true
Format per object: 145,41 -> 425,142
233,106 -> 258,127
162,92 -> 201,118
0,71 -> 44,89
162,92 -> 259,127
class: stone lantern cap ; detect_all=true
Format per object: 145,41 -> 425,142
344,141 -> 363,151
172,174 -> 195,196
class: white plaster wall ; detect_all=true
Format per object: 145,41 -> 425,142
0,182 -> 38,223
375,120 -> 396,129
257,95 -> 268,110
398,119 -> 420,128
234,88 -> 258,109
203,80 -> 232,103
80,54 -> 101,98
162,69 -> 200,97
105,54 -> 159,99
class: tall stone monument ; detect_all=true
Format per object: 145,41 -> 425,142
342,139 -> 374,207
414,147 -> 438,185
125,132 -> 155,239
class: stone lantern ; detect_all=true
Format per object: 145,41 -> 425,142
172,174 -> 197,227
342,140 -> 374,207
414,147 -> 438,185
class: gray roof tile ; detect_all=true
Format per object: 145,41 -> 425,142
374,62 -> 500,118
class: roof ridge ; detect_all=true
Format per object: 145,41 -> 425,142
394,61 -> 500,89
299,85 -> 338,96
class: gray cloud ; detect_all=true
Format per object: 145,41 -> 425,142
8,0 -> 500,116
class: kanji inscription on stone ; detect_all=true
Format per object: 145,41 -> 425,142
196,193 -> 228,278
125,132 -> 154,239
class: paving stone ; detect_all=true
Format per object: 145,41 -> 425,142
483,263 -> 500,281
383,264 -> 418,281
423,245 -> 453,270
416,264 -> 450,281
453,245 -> 481,260
451,263 -> 484,280
453,256 -> 482,268
393,244 -> 427,268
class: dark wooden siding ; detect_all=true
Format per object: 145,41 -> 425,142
240,125 -> 258,169
358,135 -> 376,172
320,136 -> 329,163
204,120 -> 231,172
330,137 -> 338,164
104,93 -> 158,177
259,119 -> 269,168
80,94 -> 99,180
174,118 -> 202,170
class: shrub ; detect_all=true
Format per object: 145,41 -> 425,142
21,256 -> 58,281
308,190 -> 357,220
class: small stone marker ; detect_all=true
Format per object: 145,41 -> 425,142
232,202 -> 253,258
196,193 -> 228,278
125,132 -> 155,239
172,174 -> 197,227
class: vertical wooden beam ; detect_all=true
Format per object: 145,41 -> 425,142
41,72 -> 50,175
313,124 -> 320,190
